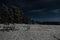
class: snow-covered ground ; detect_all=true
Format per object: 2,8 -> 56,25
0,24 -> 60,40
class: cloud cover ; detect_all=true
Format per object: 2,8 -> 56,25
1,0 -> 60,22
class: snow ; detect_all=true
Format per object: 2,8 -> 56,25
0,24 -> 60,40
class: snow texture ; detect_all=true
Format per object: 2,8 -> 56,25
0,24 -> 60,40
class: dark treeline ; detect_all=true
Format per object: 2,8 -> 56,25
36,21 -> 60,25
0,4 -> 60,25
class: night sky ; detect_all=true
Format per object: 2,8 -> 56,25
1,0 -> 60,22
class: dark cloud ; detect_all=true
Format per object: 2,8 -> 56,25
1,0 -> 60,11
25,8 -> 60,22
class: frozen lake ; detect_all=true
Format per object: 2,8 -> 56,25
0,24 -> 60,40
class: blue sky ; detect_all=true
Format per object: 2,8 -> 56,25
1,0 -> 60,22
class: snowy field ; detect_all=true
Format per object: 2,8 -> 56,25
0,24 -> 60,40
